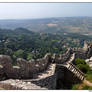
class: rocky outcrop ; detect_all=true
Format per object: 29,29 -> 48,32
0,55 -> 13,79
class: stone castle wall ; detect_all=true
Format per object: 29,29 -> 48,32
52,48 -> 72,64
55,65 -> 81,89
0,49 -> 73,79
0,42 -> 92,80
0,53 -> 51,79
72,42 -> 92,59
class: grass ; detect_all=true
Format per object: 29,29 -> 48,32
85,70 -> 92,83
72,84 -> 80,90
72,83 -> 92,90
82,85 -> 92,90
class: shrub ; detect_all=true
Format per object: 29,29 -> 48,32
77,64 -> 90,73
75,58 -> 86,65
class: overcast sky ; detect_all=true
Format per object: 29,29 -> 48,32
0,3 -> 92,19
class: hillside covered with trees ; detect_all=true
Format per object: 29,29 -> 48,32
0,27 -> 92,64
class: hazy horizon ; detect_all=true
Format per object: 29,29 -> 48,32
0,3 -> 92,19
0,16 -> 91,20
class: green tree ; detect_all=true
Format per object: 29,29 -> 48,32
14,49 -> 25,58
27,53 -> 33,60
75,58 -> 91,73
75,58 -> 86,65
77,64 -> 90,73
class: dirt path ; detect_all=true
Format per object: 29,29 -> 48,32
83,79 -> 92,87
31,64 -> 56,81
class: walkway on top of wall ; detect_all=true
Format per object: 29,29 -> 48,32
68,53 -> 75,63
0,64 -> 56,90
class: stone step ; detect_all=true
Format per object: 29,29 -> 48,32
66,63 -> 84,80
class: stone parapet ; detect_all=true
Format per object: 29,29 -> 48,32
0,53 -> 51,79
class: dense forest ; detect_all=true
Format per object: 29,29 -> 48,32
0,27 -> 92,63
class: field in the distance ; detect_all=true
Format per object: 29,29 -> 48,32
0,17 -> 92,35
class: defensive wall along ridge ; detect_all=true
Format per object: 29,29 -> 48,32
0,42 -> 91,89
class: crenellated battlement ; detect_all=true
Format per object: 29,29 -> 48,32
0,48 -> 73,79
0,53 -> 51,79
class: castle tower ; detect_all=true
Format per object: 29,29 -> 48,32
83,41 -> 92,58
83,41 -> 88,51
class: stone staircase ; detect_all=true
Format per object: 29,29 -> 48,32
57,53 -> 85,81
57,62 -> 85,81
66,53 -> 84,81
66,62 -> 85,81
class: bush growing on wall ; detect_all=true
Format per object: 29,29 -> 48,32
75,58 -> 91,73
77,64 -> 90,73
75,58 -> 86,65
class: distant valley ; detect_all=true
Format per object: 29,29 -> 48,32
0,17 -> 92,35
